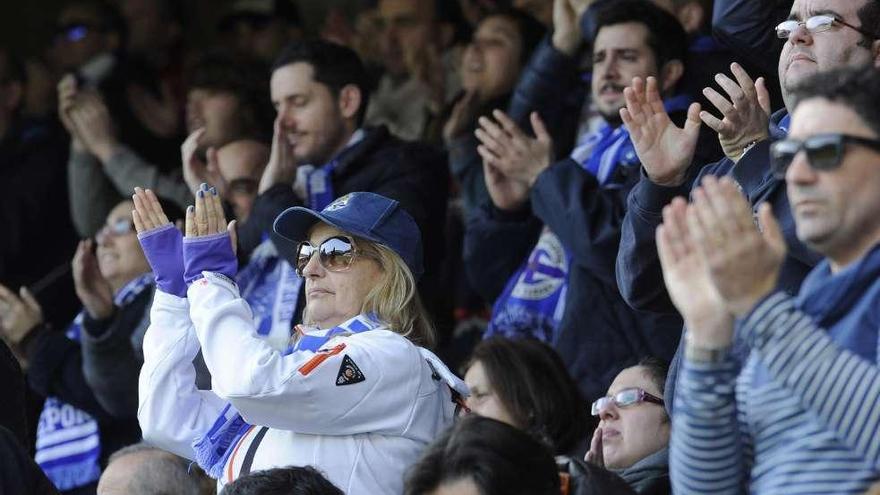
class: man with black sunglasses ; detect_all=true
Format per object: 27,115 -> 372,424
616,0 -> 880,415
659,66 -> 880,494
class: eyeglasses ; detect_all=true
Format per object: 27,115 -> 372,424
770,133 -> 880,179
97,218 -> 135,241
775,14 -> 879,40
591,388 -> 665,416
295,236 -> 366,277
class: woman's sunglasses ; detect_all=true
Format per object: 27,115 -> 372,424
770,133 -> 880,179
591,387 -> 664,416
295,236 -> 365,277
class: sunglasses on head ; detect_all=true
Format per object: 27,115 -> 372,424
775,14 -> 879,40
591,387 -> 664,416
295,235 -> 366,277
770,133 -> 880,179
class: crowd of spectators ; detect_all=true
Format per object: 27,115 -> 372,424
2,0 -> 880,493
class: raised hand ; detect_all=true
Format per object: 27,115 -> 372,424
584,427 -> 605,467
552,0 -> 589,55
132,187 -> 188,297
620,77 -> 702,187
181,128 -> 220,196
482,159 -> 530,212
183,184 -> 238,285
476,110 -> 554,187
442,89 -> 480,144
72,239 -> 115,319
259,114 -> 296,194
0,284 -> 44,345
686,177 -> 786,318
57,74 -> 85,151
67,91 -> 118,163
700,63 -> 771,162
656,197 -> 733,348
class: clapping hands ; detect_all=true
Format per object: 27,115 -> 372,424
656,177 -> 787,347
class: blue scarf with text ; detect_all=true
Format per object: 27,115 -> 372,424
35,273 -> 154,490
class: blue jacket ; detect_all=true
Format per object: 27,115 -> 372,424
616,110 -> 823,413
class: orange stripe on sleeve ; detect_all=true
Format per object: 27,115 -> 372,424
297,343 -> 347,376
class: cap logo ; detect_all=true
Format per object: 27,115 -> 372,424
325,194 -> 353,212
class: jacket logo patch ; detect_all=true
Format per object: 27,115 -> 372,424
336,355 -> 365,386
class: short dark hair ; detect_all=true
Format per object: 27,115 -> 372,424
220,466 -> 343,495
188,50 -> 274,144
483,8 -> 547,64
791,66 -> 880,137
636,356 -> 670,396
467,337 -> 591,454
856,0 -> 880,46
404,416 -> 561,495
593,0 -> 689,70
271,40 -> 371,126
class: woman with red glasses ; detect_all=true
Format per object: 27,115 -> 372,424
586,358 -> 671,495
134,187 -> 466,494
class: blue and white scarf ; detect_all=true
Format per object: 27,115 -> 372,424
487,96 -> 692,342
237,242 -> 302,351
238,130 -> 366,351
192,314 -> 383,479
35,273 -> 154,490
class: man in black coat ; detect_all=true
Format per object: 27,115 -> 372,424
232,40 -> 451,338
468,1 -> 722,401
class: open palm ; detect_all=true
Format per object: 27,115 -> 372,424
656,198 -> 727,327
621,77 -> 701,187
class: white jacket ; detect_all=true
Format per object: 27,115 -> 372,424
138,273 -> 465,494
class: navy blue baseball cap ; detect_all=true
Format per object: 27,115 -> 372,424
273,192 -> 424,279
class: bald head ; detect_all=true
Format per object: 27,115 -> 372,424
98,444 -> 209,495
214,139 -> 269,222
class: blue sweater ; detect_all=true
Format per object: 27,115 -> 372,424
671,244 -> 880,494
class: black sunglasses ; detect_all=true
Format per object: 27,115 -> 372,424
295,236 -> 365,277
770,133 -> 880,179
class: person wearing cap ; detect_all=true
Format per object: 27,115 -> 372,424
135,188 -> 466,494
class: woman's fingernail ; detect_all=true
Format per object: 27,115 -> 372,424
197,190 -> 204,198
200,182 -> 208,190
187,205 -> 194,213
210,187 -> 217,195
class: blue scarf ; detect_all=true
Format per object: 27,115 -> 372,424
35,273 -> 154,490
487,96 -> 691,342
237,242 -> 302,351
750,244 -> 880,388
237,132 -> 367,351
486,227 -> 571,342
192,314 -> 383,479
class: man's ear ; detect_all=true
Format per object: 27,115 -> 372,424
659,60 -> 685,95
337,84 -> 363,121
676,1 -> 705,35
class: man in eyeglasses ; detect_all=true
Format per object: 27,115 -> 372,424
658,65 -> 880,494
616,0 -> 880,414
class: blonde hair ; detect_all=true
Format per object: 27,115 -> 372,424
358,241 -> 436,349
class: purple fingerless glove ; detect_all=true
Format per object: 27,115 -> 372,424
137,224 -> 187,297
183,232 -> 238,286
